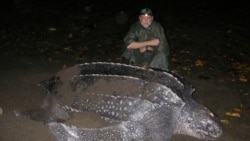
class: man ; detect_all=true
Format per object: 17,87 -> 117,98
121,8 -> 170,70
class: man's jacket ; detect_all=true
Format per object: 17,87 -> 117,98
122,21 -> 170,69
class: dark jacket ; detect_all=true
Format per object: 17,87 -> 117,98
122,21 -> 170,69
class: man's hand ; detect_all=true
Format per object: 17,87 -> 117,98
139,46 -> 147,53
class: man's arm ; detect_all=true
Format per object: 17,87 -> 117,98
127,38 -> 160,49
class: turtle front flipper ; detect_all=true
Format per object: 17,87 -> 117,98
49,106 -> 173,141
49,121 -> 144,141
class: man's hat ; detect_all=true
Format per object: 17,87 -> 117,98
140,8 -> 153,16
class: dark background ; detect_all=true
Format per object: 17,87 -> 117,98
0,0 -> 249,26
0,0 -> 249,76
0,1 -> 249,141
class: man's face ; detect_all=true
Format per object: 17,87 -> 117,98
139,14 -> 153,28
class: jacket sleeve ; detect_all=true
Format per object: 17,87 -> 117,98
156,24 -> 169,56
123,24 -> 138,48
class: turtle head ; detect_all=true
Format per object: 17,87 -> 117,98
175,101 -> 223,140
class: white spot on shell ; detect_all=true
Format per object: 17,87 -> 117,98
124,107 -> 128,111
128,101 -> 132,106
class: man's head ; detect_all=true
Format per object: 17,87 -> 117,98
139,8 -> 153,28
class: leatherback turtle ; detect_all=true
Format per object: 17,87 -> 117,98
14,62 -> 222,141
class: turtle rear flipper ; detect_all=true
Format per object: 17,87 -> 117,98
14,93 -> 70,124
13,110 -> 32,119
13,109 -> 51,122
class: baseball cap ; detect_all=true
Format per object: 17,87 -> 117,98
140,8 -> 153,16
